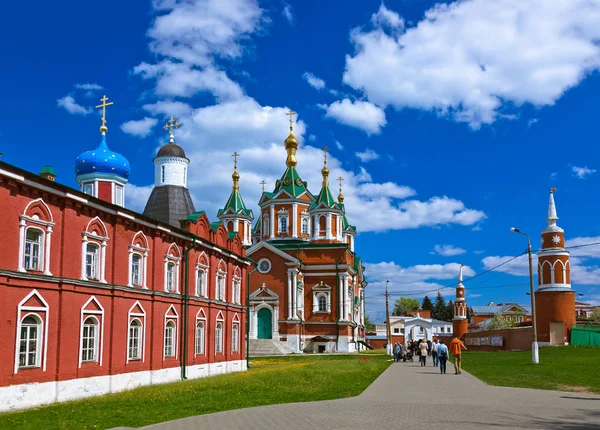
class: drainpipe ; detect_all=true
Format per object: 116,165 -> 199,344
246,257 -> 258,370
335,256 -> 344,352
182,234 -> 197,380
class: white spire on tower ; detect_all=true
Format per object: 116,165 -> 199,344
458,264 -> 464,285
548,187 -> 558,226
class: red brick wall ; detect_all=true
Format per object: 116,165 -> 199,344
464,327 -> 533,351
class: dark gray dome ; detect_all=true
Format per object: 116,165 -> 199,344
156,143 -> 187,159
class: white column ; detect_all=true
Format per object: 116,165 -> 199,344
287,271 -> 293,319
350,236 -> 355,252
326,214 -> 332,240
127,251 -> 133,287
17,220 -> 26,272
270,204 -> 275,238
293,270 -> 299,319
274,305 -> 280,339
337,217 -> 342,241
343,275 -> 349,321
163,257 -> 168,292
100,242 -> 107,283
81,238 -> 88,280
313,214 -> 318,239
292,203 -> 298,238
44,226 -> 53,276
143,251 -> 148,289
338,276 -> 344,320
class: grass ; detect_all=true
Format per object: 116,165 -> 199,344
0,355 -> 390,430
360,348 -> 387,354
461,345 -> 600,394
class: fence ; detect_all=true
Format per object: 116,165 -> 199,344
571,324 -> 600,347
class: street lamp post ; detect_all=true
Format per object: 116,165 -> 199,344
385,280 -> 392,356
510,227 -> 539,364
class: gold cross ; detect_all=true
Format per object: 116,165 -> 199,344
337,176 -> 344,192
232,152 -> 240,170
163,116 -> 180,136
95,95 -> 114,129
286,110 -> 296,131
322,145 -> 330,163
260,180 -> 267,192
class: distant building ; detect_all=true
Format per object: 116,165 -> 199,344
575,301 -> 593,319
469,302 -> 532,330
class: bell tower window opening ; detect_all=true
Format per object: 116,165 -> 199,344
301,218 -> 309,235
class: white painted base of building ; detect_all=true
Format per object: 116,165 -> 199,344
0,360 -> 247,412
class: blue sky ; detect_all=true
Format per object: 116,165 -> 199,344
2,0 -> 600,320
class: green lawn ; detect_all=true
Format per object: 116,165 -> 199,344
461,345 -> 600,393
360,348 -> 387,355
0,355 -> 390,430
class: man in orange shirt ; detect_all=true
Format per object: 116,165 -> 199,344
449,336 -> 467,374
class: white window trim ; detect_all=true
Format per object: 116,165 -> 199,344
127,301 -> 146,363
80,315 -> 100,364
312,282 -> 332,314
128,245 -> 149,289
164,305 -> 179,359
277,209 -> 289,234
195,263 -> 208,297
14,290 -> 49,374
216,262 -> 227,301
23,226 -> 44,272
78,296 -> 105,367
81,219 -> 108,283
215,311 -> 224,354
232,275 -> 241,304
18,199 -> 54,275
164,256 -> 181,294
195,309 -> 207,356
232,324 -> 239,352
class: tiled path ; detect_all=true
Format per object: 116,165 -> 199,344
124,357 -> 600,429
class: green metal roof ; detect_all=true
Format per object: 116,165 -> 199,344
186,211 -> 206,221
311,183 -> 338,209
252,217 -> 261,233
272,166 -> 308,198
39,165 -> 56,176
217,188 -> 253,218
210,221 -> 222,231
227,231 -> 238,239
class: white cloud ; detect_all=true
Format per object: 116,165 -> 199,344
321,99 -> 386,134
571,165 -> 596,179
356,182 -> 415,199
142,100 -> 193,118
474,250 -> 485,255
282,3 -> 293,24
302,72 -> 326,90
433,244 -> 467,257
355,148 -> 380,162
308,134 -> 316,141
125,183 -> 153,213
371,3 -> 404,30
75,83 -> 104,91
344,1 -> 600,128
56,95 -> 91,116
549,172 -> 558,180
335,140 -> 343,150
120,117 -> 159,138
469,293 -> 482,298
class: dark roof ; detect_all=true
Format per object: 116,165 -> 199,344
143,185 -> 196,227
156,143 -> 187,159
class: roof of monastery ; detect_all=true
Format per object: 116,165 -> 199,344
218,187 -> 253,217
75,133 -> 130,179
272,166 -> 309,198
143,184 -> 196,227
156,141 -> 188,159
470,304 -> 531,315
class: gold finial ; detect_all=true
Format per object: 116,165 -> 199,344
231,152 -> 240,190
163,116 -> 180,142
287,110 -> 296,133
322,146 -> 330,164
95,95 -> 114,134
337,176 -> 344,203
321,145 -> 330,187
260,180 -> 267,193
550,187 -> 557,193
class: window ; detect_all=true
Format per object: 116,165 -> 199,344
196,269 -> 206,296
216,273 -> 225,301
393,328 -> 399,334
83,183 -> 94,196
128,319 -> 142,360
401,328 -> 405,334
81,317 -> 98,362
440,327 -> 444,333
419,327 -> 424,333
161,165 -> 165,183
164,321 -> 175,357
24,229 -> 43,271
115,186 -> 123,207
318,295 -> 327,312
257,258 -> 271,274
19,315 -> 41,368
301,218 -> 309,234
519,316 -> 523,323
183,167 -> 187,185
85,243 -> 99,280
279,216 -> 288,233
215,323 -> 223,354
232,324 -> 239,352
131,254 -> 142,286
195,321 -> 205,355
233,279 -> 241,304
166,262 -> 176,292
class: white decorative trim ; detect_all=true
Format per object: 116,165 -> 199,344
14,290 -> 49,374
127,301 -> 146,363
78,296 -> 105,368
163,305 -> 179,360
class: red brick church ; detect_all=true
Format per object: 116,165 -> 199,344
0,99 -> 249,411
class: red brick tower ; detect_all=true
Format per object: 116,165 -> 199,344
535,189 -> 575,344
452,264 -> 468,339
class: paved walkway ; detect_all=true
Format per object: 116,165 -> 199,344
130,358 -> 600,430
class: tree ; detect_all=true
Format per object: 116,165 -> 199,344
432,292 -> 447,320
487,313 -> 515,330
443,300 -> 454,322
421,295 -> 434,311
591,307 -> 600,324
363,314 -> 375,331
393,297 -> 420,316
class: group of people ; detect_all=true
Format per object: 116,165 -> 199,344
392,337 -> 467,375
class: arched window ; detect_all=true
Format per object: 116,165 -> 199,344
196,268 -> 206,296
215,323 -> 223,354
85,243 -> 100,280
301,218 -> 309,235
166,262 -> 176,292
24,228 -> 43,271
81,316 -> 99,362
164,321 -> 176,357
195,321 -> 205,355
128,319 -> 142,360
19,315 -> 41,368
279,216 -> 288,233
216,261 -> 226,301
131,254 -> 142,286
232,324 -> 239,352
318,295 -> 327,312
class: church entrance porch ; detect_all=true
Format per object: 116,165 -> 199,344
257,308 -> 272,339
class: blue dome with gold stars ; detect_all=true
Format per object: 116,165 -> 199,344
75,134 -> 130,179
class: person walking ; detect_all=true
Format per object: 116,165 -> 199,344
449,336 -> 468,374
437,340 -> 449,374
427,340 -> 432,356
418,339 -> 428,367
393,342 -> 401,362
431,338 -> 439,367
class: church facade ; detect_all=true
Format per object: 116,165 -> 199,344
0,99 -> 249,411
217,114 -> 367,353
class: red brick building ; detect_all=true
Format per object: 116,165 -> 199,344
0,110 -> 249,411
